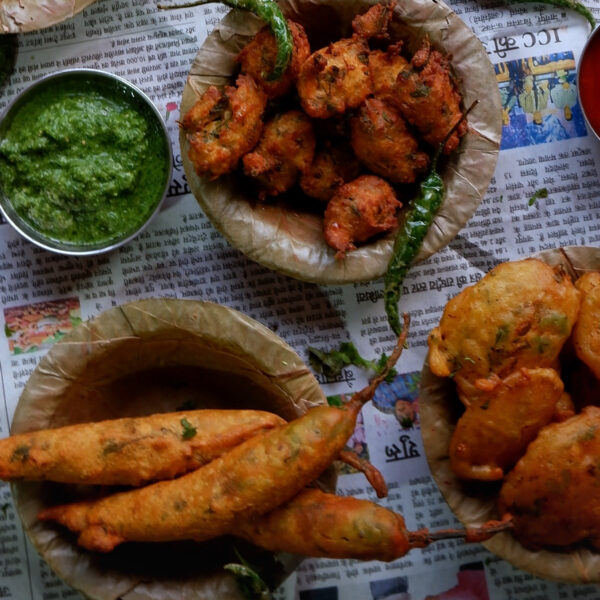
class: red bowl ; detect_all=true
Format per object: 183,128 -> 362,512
578,27 -> 600,140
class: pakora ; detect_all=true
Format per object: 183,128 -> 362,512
182,74 -> 267,180
498,406 -> 600,550
242,110 -> 316,198
387,37 -> 466,154
450,367 -> 564,481
237,19 -> 311,98
369,42 -> 409,102
350,98 -> 429,184
296,35 -> 372,119
427,258 -> 581,403
300,141 -> 362,202
323,175 -> 401,258
572,271 -> 600,380
351,1 -> 394,40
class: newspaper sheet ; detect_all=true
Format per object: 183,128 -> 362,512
0,0 -> 599,598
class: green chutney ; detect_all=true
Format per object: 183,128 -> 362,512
0,73 -> 171,247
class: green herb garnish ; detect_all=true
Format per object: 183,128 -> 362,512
180,417 -> 197,440
528,188 -> 548,206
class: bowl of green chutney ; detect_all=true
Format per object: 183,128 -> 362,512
0,69 -> 172,255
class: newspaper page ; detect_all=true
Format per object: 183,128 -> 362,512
0,0 -> 599,598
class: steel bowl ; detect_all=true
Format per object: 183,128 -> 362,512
0,68 -> 172,256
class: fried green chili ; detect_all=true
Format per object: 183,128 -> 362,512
508,0 -> 595,29
384,102 -> 478,336
157,0 -> 292,80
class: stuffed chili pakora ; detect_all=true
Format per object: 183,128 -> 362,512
449,367 -> 566,482
237,19 -> 311,99
427,258 -> 581,404
323,174 -> 401,258
182,74 -> 267,180
498,405 -> 600,550
350,98 -> 429,184
243,110 -> 316,199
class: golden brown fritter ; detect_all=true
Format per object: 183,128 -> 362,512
572,271 -> 600,380
499,406 -> 600,550
427,258 -> 581,404
389,37 -> 467,154
181,74 -> 267,180
237,19 -> 311,98
243,110 -> 316,199
350,98 -> 429,184
296,35 -> 372,119
323,174 -> 401,258
299,141 -> 362,202
369,42 -> 409,100
450,368 -> 564,482
351,2 -> 395,40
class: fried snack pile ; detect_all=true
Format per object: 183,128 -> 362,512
180,3 -> 467,258
427,256 -> 600,552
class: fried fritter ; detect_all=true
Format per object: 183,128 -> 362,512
299,141 -> 361,202
237,19 -> 311,98
450,368 -> 564,481
243,110 -> 316,199
182,74 -> 267,180
296,35 -> 372,119
350,98 -> 429,184
351,2 -> 394,40
369,42 -> 409,101
427,258 -> 581,403
499,406 -> 600,550
389,37 -> 466,154
573,271 -> 600,380
323,174 -> 401,258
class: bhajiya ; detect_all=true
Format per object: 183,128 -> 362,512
427,258 -> 581,403
296,35 -> 372,119
498,405 -> 600,550
351,2 -> 394,40
369,42 -> 409,101
350,98 -> 429,184
299,141 -> 362,202
387,37 -> 466,154
323,174 -> 401,258
450,367 -> 564,481
237,19 -> 311,98
572,271 -> 600,380
242,110 -> 316,199
182,74 -> 267,180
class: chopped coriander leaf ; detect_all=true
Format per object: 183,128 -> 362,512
180,417 -> 197,440
528,188 -> 548,206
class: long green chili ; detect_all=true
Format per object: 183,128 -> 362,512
507,0 -> 595,29
157,0 -> 293,80
384,101 -> 478,336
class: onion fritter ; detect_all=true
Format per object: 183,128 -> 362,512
237,19 -> 311,99
573,271 -> 600,380
351,2 -> 394,40
499,406 -> 600,550
243,110 -> 316,199
182,74 -> 267,180
387,37 -> 466,154
369,42 -> 409,100
450,367 -> 564,482
350,98 -> 429,184
300,141 -> 361,202
427,258 -> 581,404
323,175 -> 401,258
296,35 -> 372,119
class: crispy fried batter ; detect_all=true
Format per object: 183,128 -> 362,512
181,74 -> 267,180
427,258 -> 581,404
499,406 -> 600,550
323,174 -> 401,258
573,271 -> 600,380
389,37 -> 466,154
243,110 -> 316,199
369,42 -> 409,100
296,36 -> 372,119
299,141 -> 361,202
350,98 -> 429,184
351,2 -> 395,40
450,368 -> 564,481
237,20 -> 311,98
